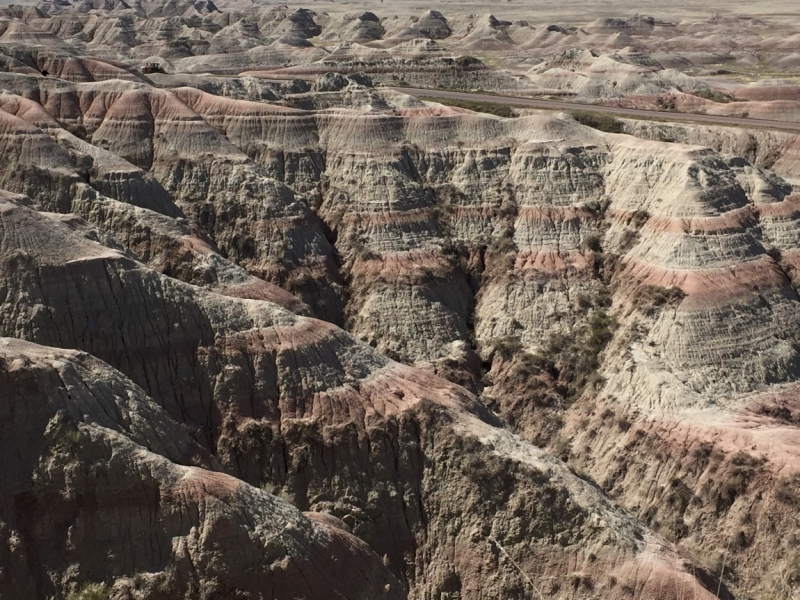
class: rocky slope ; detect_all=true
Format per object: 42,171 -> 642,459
0,73 -> 338,318
0,72 -> 734,600
117,80 -> 800,598
619,117 -> 800,183
0,336 -> 404,600
3,2 -> 800,114
0,191 -> 719,600
0,4 -> 797,599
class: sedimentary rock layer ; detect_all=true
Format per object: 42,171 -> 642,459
0,186 -> 718,599
0,70 -> 796,599
0,336 -> 404,600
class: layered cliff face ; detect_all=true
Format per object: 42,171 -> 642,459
0,337 -> 405,600
4,2 -> 800,120
619,118 -> 800,183
0,192 -> 718,600
167,85 -> 800,597
0,70 -> 798,599
0,74 -> 339,318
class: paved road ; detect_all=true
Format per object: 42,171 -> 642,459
391,86 -> 800,132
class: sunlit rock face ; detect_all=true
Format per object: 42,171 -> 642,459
0,72 -> 736,599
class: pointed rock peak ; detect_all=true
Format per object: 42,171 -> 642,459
357,11 -> 379,23
487,14 -> 512,28
192,0 -> 218,13
415,9 -> 451,39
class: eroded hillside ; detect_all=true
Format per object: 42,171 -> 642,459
3,0 -> 800,598
0,75 -> 748,599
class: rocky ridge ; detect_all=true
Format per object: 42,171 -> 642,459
0,71 -> 739,599
141,81 -> 800,598
0,190 -> 719,599
3,3 -> 800,118
0,336 -> 405,599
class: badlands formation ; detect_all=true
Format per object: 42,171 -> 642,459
1,1 -> 800,600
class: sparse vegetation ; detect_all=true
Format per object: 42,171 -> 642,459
667,477 -> 694,512
655,131 -> 677,143
484,233 -> 518,273
617,229 -> 639,252
757,402 -> 800,425
655,96 -> 677,111
490,235 -> 518,255
760,147 -> 782,171
587,309 -> 616,356
581,234 -> 602,252
142,62 -> 166,74
485,301 -> 618,446
775,474 -> 800,507
571,573 -> 593,591
570,112 -> 624,133
767,554 -> 800,600
690,89 -> 742,104
712,451 -> 766,513
615,415 -> 631,432
637,284 -> 686,315
347,235 -> 380,261
691,441 -> 716,469
69,583 -> 110,600
630,210 -> 650,228
417,96 -> 518,117
492,335 -> 523,360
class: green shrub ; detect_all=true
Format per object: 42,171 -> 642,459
69,583 -> 109,600
582,234 -> 602,252
142,63 -> 166,74
571,112 -> 624,133
637,285 -> 686,314
417,96 -> 518,118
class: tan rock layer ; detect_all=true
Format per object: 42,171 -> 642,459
0,191 -> 719,599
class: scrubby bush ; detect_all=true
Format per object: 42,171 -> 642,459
713,451 -> 766,513
637,285 -> 686,314
491,235 -> 517,255
757,403 -> 800,425
517,309 -> 616,400
631,209 -> 650,228
775,474 -> 800,507
492,336 -> 523,360
690,89 -> 739,104
588,309 -> 616,353
571,112 -> 624,133
582,234 -> 602,253
615,415 -> 631,432
767,554 -> 800,599
417,96 -> 518,118
69,583 -> 109,600
142,62 -> 166,74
